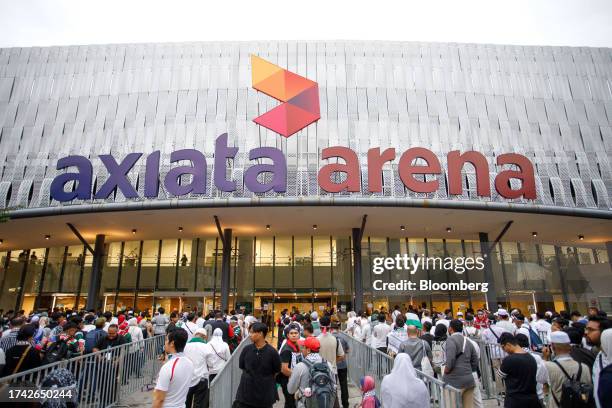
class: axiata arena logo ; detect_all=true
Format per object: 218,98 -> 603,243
251,55 -> 320,137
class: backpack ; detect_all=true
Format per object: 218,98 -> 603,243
528,327 -> 544,351
431,340 -> 446,368
43,340 -> 69,364
302,358 -> 335,408
552,360 -> 594,408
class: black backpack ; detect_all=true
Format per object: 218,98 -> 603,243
43,340 -> 69,364
552,360 -> 594,408
302,358 -> 335,408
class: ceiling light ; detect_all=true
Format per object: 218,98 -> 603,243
44,235 -> 51,240
446,227 -> 452,233
400,225 -> 405,231
266,225 -> 271,230
178,227 -> 183,232
0,239 -> 3,245
532,232 -> 538,237
312,224 -> 318,230
578,234 -> 584,241
131,229 -> 137,235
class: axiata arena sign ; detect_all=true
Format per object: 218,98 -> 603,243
50,133 -> 536,202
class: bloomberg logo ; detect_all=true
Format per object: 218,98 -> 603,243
49,56 -> 536,202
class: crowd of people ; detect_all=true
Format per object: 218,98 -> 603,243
343,304 -> 612,408
0,304 -> 611,408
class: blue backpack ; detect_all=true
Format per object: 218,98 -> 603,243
84,329 -> 105,353
528,327 -> 543,351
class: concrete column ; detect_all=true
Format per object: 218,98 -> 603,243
606,241 -> 612,274
479,232 -> 499,310
86,234 -> 106,311
352,228 -> 364,313
220,228 -> 233,312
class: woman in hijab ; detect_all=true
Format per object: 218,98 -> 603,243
358,376 -> 380,408
380,353 -> 429,408
594,328 -> 612,408
206,328 -> 231,383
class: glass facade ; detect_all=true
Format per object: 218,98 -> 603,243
0,237 -> 610,322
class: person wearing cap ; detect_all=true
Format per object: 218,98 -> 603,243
287,336 -> 336,408
183,328 -> 211,408
543,330 -> 592,408
496,309 -> 516,334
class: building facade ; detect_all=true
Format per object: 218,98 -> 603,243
0,41 -> 610,320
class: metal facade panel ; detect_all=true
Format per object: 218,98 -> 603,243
0,41 -> 609,213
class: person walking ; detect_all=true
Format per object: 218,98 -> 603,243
234,322 -> 281,408
543,330 -> 593,408
497,333 -> 541,408
153,329 -> 194,408
278,324 -> 301,408
371,313 -> 391,354
357,376 -> 381,408
398,322 -> 433,372
380,353 -> 429,408
443,319 -> 479,408
183,328 -> 210,408
1,324 -> 41,376
206,328 -> 230,384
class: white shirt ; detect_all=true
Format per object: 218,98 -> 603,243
183,340 -> 211,385
127,325 -> 144,351
206,341 -> 231,375
196,317 -> 206,329
155,354 -> 194,408
177,321 -> 198,341
496,319 -> 516,334
372,323 -> 392,349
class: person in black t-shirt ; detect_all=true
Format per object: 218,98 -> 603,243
2,324 -> 41,377
235,322 -> 281,408
498,333 -> 541,408
277,324 -> 301,408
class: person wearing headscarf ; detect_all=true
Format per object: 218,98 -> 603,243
594,328 -> 612,408
40,367 -> 79,408
380,353 -> 429,408
358,376 -> 380,408
206,328 -> 231,383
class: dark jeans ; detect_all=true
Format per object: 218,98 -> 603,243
202,374 -> 216,408
279,380 -> 295,408
186,379 -> 208,408
337,368 -> 349,408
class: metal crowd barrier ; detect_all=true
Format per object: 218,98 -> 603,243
208,337 -> 252,407
337,332 -> 463,408
475,340 -> 506,402
0,334 -> 165,407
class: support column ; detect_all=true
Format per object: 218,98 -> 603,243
15,250 -> 30,311
86,234 -> 106,311
220,228 -> 232,312
606,242 -> 612,274
479,232 -> 499,310
352,228 -> 363,313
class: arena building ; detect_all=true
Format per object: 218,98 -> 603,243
0,41 -> 610,320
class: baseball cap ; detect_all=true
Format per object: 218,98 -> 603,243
300,336 -> 320,352
550,331 -> 571,344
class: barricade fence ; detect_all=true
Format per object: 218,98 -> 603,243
0,334 -> 165,407
337,333 -> 463,408
208,337 -> 251,407
475,339 -> 506,402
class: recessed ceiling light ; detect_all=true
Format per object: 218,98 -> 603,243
131,229 -> 137,235
400,225 -> 406,231
178,227 -> 183,232
578,234 -> 584,240
446,227 -> 452,233
532,232 -> 538,237
312,224 -> 318,230
0,239 -> 4,245
266,225 -> 271,230
44,234 -> 51,240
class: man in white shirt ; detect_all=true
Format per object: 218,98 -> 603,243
183,328 -> 211,408
177,313 -> 199,341
153,328 -> 194,408
532,312 -> 552,343
195,312 -> 206,329
481,315 -> 508,395
372,313 -> 391,353
495,309 -> 516,334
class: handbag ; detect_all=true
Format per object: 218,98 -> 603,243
420,341 -> 435,377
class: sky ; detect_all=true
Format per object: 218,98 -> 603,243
0,0 -> 611,48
